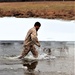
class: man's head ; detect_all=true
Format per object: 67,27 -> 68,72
34,22 -> 41,31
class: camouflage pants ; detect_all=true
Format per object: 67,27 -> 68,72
21,45 -> 38,58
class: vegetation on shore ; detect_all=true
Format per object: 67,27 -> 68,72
0,1 -> 75,20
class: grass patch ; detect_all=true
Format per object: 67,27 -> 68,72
0,1 -> 75,20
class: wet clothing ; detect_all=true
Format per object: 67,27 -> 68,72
20,27 -> 40,58
24,27 -> 40,47
21,45 -> 38,58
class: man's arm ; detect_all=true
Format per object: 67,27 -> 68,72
31,29 -> 40,47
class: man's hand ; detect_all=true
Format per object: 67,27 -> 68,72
38,44 -> 40,47
23,45 -> 25,47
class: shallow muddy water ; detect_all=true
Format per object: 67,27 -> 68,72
0,41 -> 74,75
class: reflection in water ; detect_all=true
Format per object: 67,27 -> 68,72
22,59 -> 38,75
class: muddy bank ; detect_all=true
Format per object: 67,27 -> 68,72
0,9 -> 75,20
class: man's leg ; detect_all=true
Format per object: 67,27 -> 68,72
18,46 -> 30,59
30,45 -> 38,58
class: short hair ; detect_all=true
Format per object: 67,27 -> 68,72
34,22 -> 41,27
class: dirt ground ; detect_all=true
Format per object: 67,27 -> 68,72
0,1 -> 75,20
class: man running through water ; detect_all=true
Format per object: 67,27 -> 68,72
18,22 -> 41,59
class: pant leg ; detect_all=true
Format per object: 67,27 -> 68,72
20,46 -> 30,58
30,45 -> 38,58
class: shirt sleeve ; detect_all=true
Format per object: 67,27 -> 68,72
31,29 -> 40,47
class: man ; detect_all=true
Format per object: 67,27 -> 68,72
18,22 -> 41,59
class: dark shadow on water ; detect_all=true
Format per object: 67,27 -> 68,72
22,59 -> 38,75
